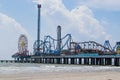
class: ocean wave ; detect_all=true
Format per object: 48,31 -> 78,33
0,63 -> 120,74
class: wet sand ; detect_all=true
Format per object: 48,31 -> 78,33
0,71 -> 119,80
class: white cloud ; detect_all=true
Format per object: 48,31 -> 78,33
33,0 -> 111,43
33,0 -> 67,16
0,13 -> 33,60
79,0 -> 120,11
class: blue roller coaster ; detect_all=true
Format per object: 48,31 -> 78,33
33,26 -> 72,56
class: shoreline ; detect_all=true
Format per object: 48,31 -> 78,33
0,71 -> 119,80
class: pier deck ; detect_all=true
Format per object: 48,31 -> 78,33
11,54 -> 120,66
0,60 -> 15,63
30,55 -> 120,66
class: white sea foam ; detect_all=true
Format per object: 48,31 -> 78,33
0,63 -> 120,74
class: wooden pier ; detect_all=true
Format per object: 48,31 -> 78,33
29,55 -> 120,66
11,54 -> 120,66
0,60 -> 15,63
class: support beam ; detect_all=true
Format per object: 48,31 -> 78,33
61,58 -> 64,64
89,58 -> 91,65
112,58 -> 115,66
119,58 -> 120,66
54,58 -> 57,64
81,58 -> 84,65
77,58 -> 79,64
68,58 -> 71,64
95,58 -> 96,65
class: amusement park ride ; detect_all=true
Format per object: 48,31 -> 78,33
12,34 -> 29,58
12,4 -> 120,65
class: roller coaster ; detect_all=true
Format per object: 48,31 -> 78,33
33,33 -> 72,56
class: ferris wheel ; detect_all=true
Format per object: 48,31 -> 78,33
18,34 -> 28,53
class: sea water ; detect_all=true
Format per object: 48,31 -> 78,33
0,62 -> 120,74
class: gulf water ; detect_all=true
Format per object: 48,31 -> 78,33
0,62 -> 120,74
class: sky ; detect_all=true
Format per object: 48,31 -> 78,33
0,0 -> 120,59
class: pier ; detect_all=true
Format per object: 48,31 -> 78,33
0,60 -> 15,63
11,54 -> 120,66
12,4 -> 120,66
31,55 -> 120,66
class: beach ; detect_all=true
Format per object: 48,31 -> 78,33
0,71 -> 119,80
0,63 -> 120,80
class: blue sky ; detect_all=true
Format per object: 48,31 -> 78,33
0,0 -> 120,59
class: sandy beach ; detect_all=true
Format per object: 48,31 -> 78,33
0,71 -> 119,80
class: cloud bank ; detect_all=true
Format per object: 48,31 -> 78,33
0,13 -> 32,59
79,0 -> 120,11
33,0 -> 111,42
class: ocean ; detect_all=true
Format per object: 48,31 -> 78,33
0,63 -> 120,74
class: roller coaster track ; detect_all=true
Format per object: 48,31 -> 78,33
71,41 -> 114,54
33,34 -> 72,55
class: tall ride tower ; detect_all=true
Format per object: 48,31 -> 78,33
57,25 -> 61,53
36,4 -> 41,55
